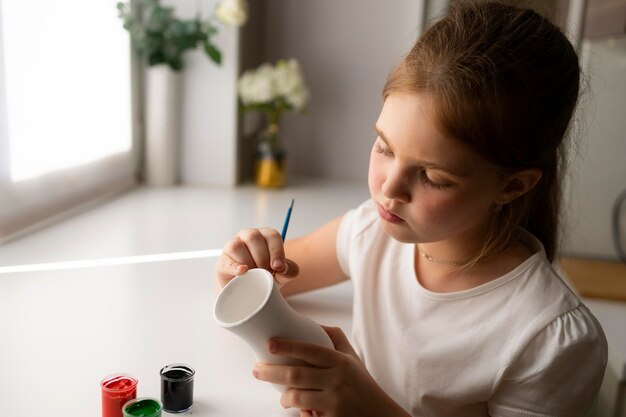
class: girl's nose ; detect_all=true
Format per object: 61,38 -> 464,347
382,165 -> 411,203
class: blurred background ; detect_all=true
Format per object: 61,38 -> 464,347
0,0 -> 624,260
0,1 -> 625,415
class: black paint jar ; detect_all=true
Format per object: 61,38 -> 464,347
160,364 -> 195,413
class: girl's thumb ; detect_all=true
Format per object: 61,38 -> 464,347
321,325 -> 359,357
273,258 -> 299,286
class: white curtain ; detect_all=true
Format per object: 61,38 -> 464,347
0,0 -> 138,242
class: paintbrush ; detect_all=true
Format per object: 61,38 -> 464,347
280,199 -> 294,241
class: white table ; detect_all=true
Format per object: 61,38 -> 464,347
0,257 -> 355,416
0,178 -> 368,416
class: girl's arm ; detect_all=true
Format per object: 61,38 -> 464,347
281,216 -> 348,296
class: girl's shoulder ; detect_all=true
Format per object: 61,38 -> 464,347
489,301 -> 607,416
497,237 -> 606,356
487,240 -> 607,414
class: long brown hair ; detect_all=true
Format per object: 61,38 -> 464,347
384,1 -> 580,262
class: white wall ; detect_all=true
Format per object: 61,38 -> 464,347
165,0 -> 240,186
0,0 -> 8,180
243,0 -> 424,180
562,36 -> 626,260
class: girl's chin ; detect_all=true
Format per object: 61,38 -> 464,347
379,220 -> 419,243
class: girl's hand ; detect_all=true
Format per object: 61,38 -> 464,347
215,228 -> 300,289
253,326 -> 411,417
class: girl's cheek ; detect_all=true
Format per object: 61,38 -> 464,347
368,154 -> 384,193
423,201 -> 453,227
419,194 -> 462,227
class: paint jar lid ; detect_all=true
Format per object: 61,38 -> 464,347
101,373 -> 138,393
160,363 -> 195,382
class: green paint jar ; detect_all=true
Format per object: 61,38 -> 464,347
122,398 -> 162,417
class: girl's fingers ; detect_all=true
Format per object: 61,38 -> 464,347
267,337 -> 341,368
280,388 -> 325,412
223,236 -> 257,269
216,236 -> 257,288
217,227 -> 298,289
253,363 -> 328,390
215,253 -> 249,287
259,228 -> 288,272
237,229 -> 271,270
320,325 -> 359,357
273,259 -> 300,286
224,253 -> 250,275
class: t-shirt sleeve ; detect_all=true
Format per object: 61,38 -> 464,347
488,306 -> 608,417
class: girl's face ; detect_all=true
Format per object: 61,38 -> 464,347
368,93 -> 506,246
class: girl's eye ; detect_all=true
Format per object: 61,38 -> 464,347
420,170 -> 451,190
374,141 -> 394,157
374,140 -> 453,190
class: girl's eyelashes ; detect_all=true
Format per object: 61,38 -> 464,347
375,139 -> 453,190
374,141 -> 393,157
419,171 -> 451,190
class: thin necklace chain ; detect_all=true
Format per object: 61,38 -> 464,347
417,245 -> 465,267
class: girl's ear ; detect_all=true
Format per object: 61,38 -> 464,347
496,168 -> 542,204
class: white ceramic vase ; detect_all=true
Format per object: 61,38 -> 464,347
145,64 -> 182,186
214,268 -> 334,391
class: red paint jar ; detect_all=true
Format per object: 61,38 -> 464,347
101,373 -> 138,417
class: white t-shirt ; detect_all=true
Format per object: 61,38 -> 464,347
336,199 -> 607,417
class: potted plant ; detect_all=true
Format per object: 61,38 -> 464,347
117,0 -> 248,70
238,59 -> 309,188
116,0 -> 248,185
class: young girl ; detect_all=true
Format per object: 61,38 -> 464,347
215,2 -> 607,416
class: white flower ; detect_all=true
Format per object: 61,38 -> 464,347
238,58 -> 309,112
215,0 -> 248,27
273,59 -> 309,111
238,63 -> 275,105
285,85 -> 309,112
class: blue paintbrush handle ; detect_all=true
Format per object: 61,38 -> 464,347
281,199 -> 294,241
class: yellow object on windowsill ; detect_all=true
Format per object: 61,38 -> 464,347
254,123 -> 286,188
254,157 -> 285,188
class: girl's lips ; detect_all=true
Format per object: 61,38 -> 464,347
376,203 -> 404,224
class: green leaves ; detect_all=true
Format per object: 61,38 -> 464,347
117,0 -> 224,71
204,42 -> 222,65
239,98 -> 292,126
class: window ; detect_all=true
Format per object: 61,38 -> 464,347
0,0 -> 137,242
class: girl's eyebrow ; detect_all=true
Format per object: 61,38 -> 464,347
374,124 -> 395,152
373,124 -> 469,177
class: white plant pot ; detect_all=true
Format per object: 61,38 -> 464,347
145,64 -> 182,186
214,268 -> 334,391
